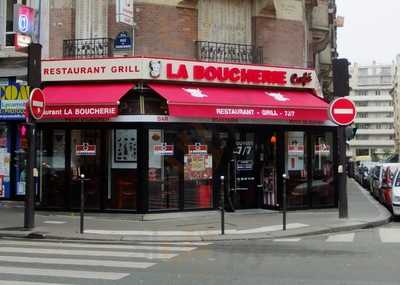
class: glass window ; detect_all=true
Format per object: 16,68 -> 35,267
285,132 -> 308,209
119,95 -> 140,115
70,129 -> 103,210
39,129 -> 66,208
182,128 -> 213,209
148,129 -> 180,210
356,149 -> 369,156
0,124 -> 10,199
311,133 -> 335,207
6,0 -> 17,47
108,129 -> 138,210
144,94 -> 168,115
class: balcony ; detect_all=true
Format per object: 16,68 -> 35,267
196,41 -> 263,64
63,38 -> 113,59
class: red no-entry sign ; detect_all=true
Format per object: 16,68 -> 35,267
329,97 -> 356,126
29,88 -> 46,120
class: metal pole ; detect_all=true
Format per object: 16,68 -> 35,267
282,173 -> 288,231
80,174 -> 85,234
24,43 -> 41,230
220,176 -> 225,235
24,121 -> 35,229
338,126 -> 348,218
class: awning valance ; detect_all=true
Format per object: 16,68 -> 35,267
148,84 -> 329,122
42,83 -> 134,119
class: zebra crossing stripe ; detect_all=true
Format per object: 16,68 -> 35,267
0,281 -> 75,285
0,247 -> 177,259
379,228 -> 400,243
139,241 -> 212,246
273,238 -> 301,242
0,240 -> 196,252
326,233 -> 355,242
0,266 -> 129,280
0,255 -> 156,269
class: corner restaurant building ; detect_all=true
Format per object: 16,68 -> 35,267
37,57 -> 338,212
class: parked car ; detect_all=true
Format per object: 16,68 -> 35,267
370,165 -> 382,197
371,163 -> 400,202
391,169 -> 400,216
380,167 -> 398,208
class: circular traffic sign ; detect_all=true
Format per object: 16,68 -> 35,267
29,88 -> 46,120
329,97 -> 356,126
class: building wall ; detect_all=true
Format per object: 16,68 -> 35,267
254,17 -> 305,67
48,0 -> 75,59
348,62 -> 396,160
134,3 -> 197,59
391,55 -> 400,153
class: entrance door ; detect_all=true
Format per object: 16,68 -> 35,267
230,131 -> 257,209
70,129 -> 104,210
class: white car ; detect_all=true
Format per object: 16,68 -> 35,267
391,169 -> 400,216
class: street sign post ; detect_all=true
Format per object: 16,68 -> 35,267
29,88 -> 45,120
329,97 -> 356,126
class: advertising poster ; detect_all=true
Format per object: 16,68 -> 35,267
114,129 -> 137,162
184,155 -> 212,180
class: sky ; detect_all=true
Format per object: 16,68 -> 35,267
336,0 -> 400,65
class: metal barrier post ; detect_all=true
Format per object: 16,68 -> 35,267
80,174 -> 85,234
220,176 -> 225,235
282,173 -> 288,231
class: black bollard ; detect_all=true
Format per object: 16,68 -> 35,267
282,173 -> 288,231
220,176 -> 225,235
80,174 -> 85,234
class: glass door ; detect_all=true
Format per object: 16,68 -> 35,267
230,131 -> 257,209
70,129 -> 104,210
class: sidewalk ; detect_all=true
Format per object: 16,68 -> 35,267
0,179 -> 391,242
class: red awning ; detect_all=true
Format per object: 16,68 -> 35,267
42,83 -> 134,119
148,84 -> 329,122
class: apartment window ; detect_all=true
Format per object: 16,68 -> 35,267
381,67 -> 392,75
357,113 -> 368,118
6,0 -> 17,47
376,124 -> 382,129
356,101 -> 368,107
358,68 -> 368,76
375,90 -> 381,95
356,149 -> 369,156
381,76 -> 392,84
356,135 -> 368,140
389,135 -> 394,140
357,90 -> 367,96
358,124 -> 369,129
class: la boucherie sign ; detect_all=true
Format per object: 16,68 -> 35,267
42,57 -> 321,95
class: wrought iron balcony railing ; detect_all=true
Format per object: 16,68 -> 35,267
196,41 -> 263,64
63,38 -> 113,59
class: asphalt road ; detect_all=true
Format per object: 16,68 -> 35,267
0,222 -> 400,284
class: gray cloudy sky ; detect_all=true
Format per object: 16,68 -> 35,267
336,0 -> 400,65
